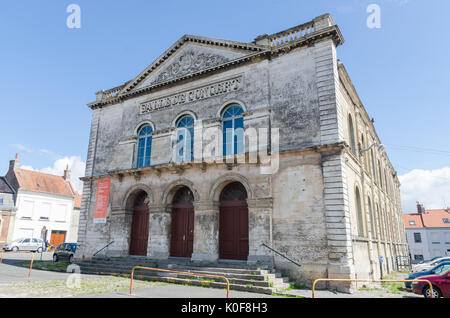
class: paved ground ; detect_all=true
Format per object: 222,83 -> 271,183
80,284 -> 282,298
0,252 -> 80,284
279,287 -> 421,298
0,252 -> 422,298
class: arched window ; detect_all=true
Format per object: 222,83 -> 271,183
136,124 -> 153,168
368,197 -> 375,239
355,187 -> 365,237
175,115 -> 194,163
361,134 -> 368,169
371,148 -> 377,181
375,204 -> 381,240
222,105 -> 244,156
348,115 -> 356,155
378,160 -> 383,189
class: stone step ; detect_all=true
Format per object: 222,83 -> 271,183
90,257 -> 271,270
76,256 -> 291,294
79,261 -> 267,275
79,263 -> 268,281
80,269 -> 279,295
81,266 -> 272,287
78,263 -> 290,293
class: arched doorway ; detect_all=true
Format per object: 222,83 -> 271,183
219,182 -> 249,260
129,191 -> 150,256
170,187 -> 195,258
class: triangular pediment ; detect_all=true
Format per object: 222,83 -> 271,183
119,35 -> 265,95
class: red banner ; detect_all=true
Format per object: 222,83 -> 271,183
94,179 -> 111,224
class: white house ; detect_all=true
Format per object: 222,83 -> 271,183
4,155 -> 81,246
404,202 -> 450,262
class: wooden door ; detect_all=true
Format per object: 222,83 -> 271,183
129,205 -> 149,256
50,231 -> 66,248
219,202 -> 249,260
170,202 -> 194,258
219,182 -> 249,261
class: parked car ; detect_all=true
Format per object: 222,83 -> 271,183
411,270 -> 450,298
405,262 -> 450,288
53,243 -> 77,263
3,238 -> 45,252
412,257 -> 450,272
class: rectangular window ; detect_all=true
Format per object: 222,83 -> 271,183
40,202 -> 51,221
414,233 -> 422,243
414,255 -> 424,261
21,200 -> 34,220
0,198 -> 3,205
409,221 -> 416,226
52,204 -> 67,222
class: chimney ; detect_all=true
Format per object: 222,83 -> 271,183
63,164 -> 71,181
8,154 -> 20,172
416,202 -> 426,214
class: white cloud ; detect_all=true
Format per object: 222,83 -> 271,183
399,167 -> 450,213
11,144 -> 32,153
20,156 -> 86,194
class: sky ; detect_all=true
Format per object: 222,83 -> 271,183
0,0 -> 449,212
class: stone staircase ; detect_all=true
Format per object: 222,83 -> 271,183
76,257 -> 291,295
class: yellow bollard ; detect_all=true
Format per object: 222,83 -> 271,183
28,252 -> 35,280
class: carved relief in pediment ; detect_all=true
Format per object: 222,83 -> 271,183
151,49 -> 230,85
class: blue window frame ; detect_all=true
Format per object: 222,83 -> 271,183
222,105 -> 244,156
175,116 -> 195,163
136,125 -> 153,168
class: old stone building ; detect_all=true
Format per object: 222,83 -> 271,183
77,14 -> 408,290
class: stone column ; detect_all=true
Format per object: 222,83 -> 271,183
247,198 -> 273,265
191,201 -> 219,262
148,204 -> 171,259
109,208 -> 133,257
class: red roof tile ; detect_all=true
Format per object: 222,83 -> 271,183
404,209 -> 450,229
74,192 -> 82,209
404,214 -> 425,229
14,168 -> 74,197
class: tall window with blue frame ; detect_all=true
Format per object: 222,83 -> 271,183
136,124 -> 153,168
222,105 -> 244,156
175,115 -> 195,163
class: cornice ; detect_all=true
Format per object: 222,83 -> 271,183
87,26 -> 343,110
80,141 -> 346,182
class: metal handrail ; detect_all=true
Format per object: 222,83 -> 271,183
93,241 -> 114,257
262,243 -> 302,267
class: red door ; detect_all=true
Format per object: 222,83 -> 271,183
129,205 -> 149,256
170,202 -> 194,258
219,201 -> 249,260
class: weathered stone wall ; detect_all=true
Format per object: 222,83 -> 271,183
76,16 -> 407,292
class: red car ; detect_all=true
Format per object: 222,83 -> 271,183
411,270 -> 450,298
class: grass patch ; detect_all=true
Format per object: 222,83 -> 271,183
285,283 -> 309,291
20,261 -> 71,272
272,293 -> 304,298
381,275 -> 405,294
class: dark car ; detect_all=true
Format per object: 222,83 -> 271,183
411,270 -> 450,298
53,243 -> 77,263
405,262 -> 450,289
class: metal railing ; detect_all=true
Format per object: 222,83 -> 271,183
93,241 -> 114,257
312,278 -> 434,298
262,243 -> 302,267
130,266 -> 230,298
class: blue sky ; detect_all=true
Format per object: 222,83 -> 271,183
0,0 -> 449,211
